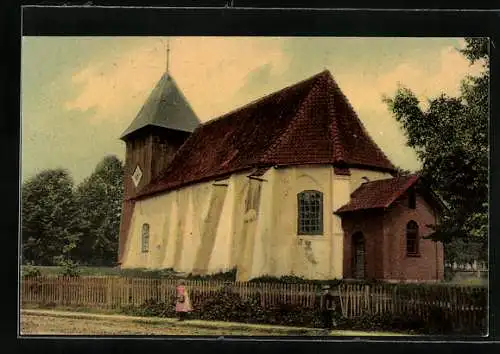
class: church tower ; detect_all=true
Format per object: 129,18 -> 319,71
117,43 -> 200,264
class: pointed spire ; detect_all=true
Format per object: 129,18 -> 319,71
120,73 -> 200,140
166,38 -> 170,74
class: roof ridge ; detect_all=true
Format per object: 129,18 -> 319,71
199,70 -> 330,128
325,74 -> 344,163
361,173 -> 417,185
168,74 -> 200,119
328,76 -> 394,168
382,174 -> 420,207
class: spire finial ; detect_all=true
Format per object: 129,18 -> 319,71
166,38 -> 171,73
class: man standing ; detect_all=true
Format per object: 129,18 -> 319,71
319,285 -> 336,330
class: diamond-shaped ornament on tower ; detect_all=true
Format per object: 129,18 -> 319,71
132,165 -> 143,187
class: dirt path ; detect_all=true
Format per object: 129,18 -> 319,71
21,313 -> 277,336
20,309 -> 406,336
20,309 -> 321,336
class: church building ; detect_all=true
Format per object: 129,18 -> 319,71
117,67 -> 445,282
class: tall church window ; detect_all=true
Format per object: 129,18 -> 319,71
297,190 -> 323,235
245,181 -> 262,213
141,223 -> 150,253
406,221 -> 419,256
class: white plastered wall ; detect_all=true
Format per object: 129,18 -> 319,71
121,165 -> 394,281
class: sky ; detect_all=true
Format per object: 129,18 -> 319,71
21,37 -> 484,184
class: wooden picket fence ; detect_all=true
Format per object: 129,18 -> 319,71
21,276 -> 487,331
21,276 -> 319,309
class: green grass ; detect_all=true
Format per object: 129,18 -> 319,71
442,278 -> 488,287
22,303 -> 120,315
21,265 -> 181,277
21,265 -> 120,276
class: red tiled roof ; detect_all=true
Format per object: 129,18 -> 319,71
135,70 -> 396,200
335,174 -> 420,214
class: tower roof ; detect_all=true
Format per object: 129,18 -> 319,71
135,70 -> 396,199
120,73 -> 200,140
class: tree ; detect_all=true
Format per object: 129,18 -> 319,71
383,38 -> 488,262
21,169 -> 81,265
74,155 -> 123,266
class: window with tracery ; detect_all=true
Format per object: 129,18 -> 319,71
297,190 -> 323,235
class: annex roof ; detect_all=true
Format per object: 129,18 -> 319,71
335,174 -> 421,214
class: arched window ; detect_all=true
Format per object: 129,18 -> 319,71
297,190 -> 323,235
141,223 -> 150,253
406,221 -> 419,256
352,232 -> 365,279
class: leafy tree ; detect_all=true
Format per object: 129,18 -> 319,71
383,38 -> 488,262
21,169 -> 81,265
74,155 -> 123,266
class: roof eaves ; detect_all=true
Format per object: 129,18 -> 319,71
334,205 -> 385,215
132,166 -> 256,201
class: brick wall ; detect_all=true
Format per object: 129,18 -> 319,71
342,209 -> 384,280
383,193 -> 444,281
341,191 -> 444,282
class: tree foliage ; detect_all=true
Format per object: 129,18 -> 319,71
383,38 -> 488,261
74,155 -> 124,266
21,156 -> 124,266
21,169 -> 81,265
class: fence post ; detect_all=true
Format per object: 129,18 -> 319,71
364,285 -> 370,313
106,276 -> 113,309
58,277 -> 64,306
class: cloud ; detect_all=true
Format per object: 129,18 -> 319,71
337,44 -> 484,115
64,42 -> 165,125
327,44 -> 484,171
64,37 -> 290,127
59,37 -> 483,175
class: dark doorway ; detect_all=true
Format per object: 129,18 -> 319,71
352,232 -> 365,279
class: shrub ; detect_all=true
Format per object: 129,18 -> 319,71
121,297 -> 177,318
248,275 -> 381,287
119,268 -> 178,279
22,264 -> 42,278
59,259 -> 81,277
198,289 -> 247,322
185,268 -> 237,281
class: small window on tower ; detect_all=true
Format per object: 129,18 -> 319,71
408,188 -> 416,209
132,165 -> 143,187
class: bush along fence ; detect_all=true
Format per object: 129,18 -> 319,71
21,276 -> 487,335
